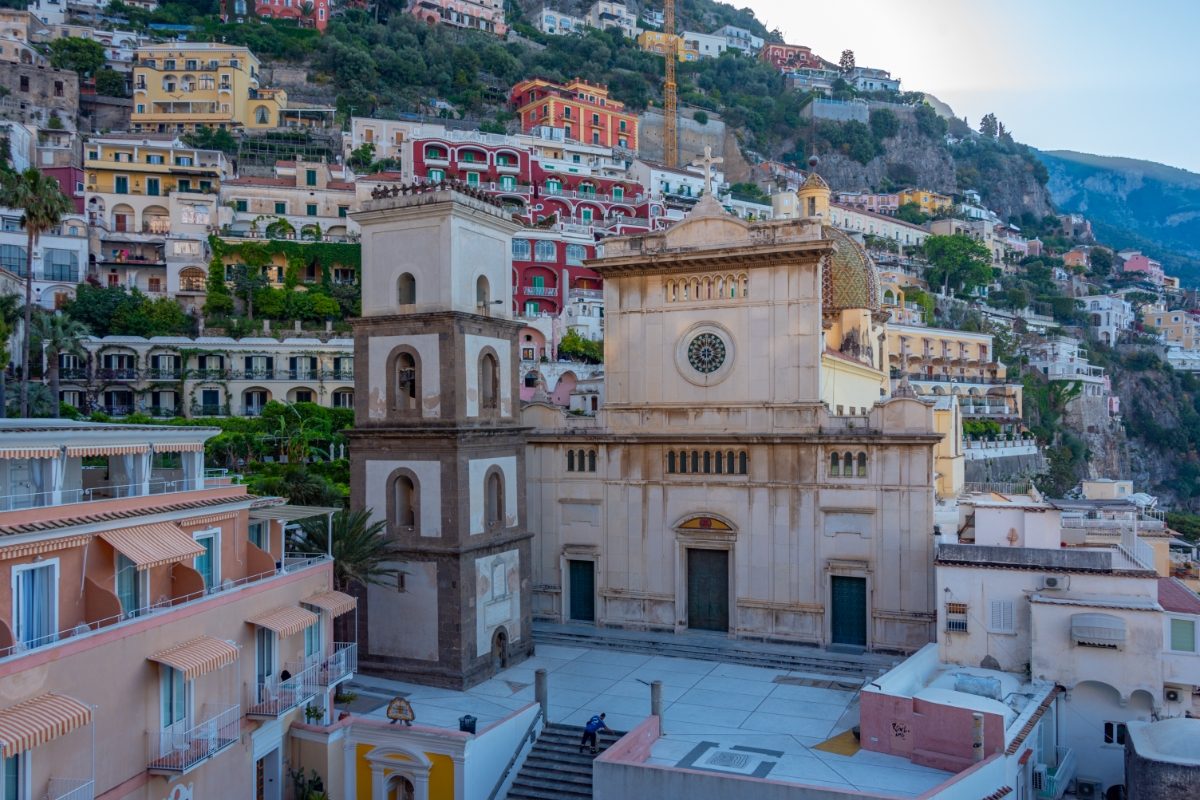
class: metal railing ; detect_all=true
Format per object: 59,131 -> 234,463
290,642 -> 357,691
0,476 -> 208,512
523,286 -> 558,297
46,778 -> 94,800
248,664 -> 318,718
191,403 -> 229,416
1061,517 -> 1165,531
149,704 -> 240,773
146,369 -> 182,380
0,554 -> 330,663
1035,746 -> 1075,800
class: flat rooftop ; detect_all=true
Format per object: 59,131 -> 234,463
346,640 -> 951,797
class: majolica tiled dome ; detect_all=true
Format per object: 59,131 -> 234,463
821,226 -> 880,313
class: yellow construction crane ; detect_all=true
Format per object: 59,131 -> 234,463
663,0 -> 678,167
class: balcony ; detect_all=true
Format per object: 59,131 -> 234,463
523,286 -> 558,297
146,368 -> 181,380
191,403 -> 229,416
247,665 -> 318,719
1034,746 -> 1076,800
95,368 -> 139,381
96,404 -> 134,417
288,370 -> 318,381
569,288 -> 603,300
292,642 -> 357,691
46,778 -> 95,800
148,704 -> 241,774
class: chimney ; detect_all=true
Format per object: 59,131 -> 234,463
972,713 -> 985,762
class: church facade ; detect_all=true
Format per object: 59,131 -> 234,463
348,174 -> 960,689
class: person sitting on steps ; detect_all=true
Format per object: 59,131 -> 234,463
579,712 -> 611,755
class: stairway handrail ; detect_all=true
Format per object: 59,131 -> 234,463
487,712 -> 543,800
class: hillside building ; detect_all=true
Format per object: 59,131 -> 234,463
0,208 -> 88,309
130,43 -> 287,133
680,29 -> 726,58
712,23 -> 763,54
533,7 -> 585,35
222,160 -> 357,242
510,78 -> 639,150
1145,307 -> 1199,351
759,41 -> 823,71
405,0 -> 507,36
254,0 -> 330,31
585,0 -> 635,38
896,188 -> 952,215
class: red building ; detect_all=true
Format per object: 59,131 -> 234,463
510,229 -> 600,319
759,42 -> 823,72
510,78 -> 638,150
255,0 -> 330,31
43,166 -> 86,213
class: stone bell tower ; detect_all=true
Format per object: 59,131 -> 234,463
348,183 -> 533,688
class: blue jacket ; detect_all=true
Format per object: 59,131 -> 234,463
585,715 -> 606,734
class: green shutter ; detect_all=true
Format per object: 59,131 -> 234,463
1171,618 -> 1196,652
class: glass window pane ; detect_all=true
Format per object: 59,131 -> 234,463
1171,618 -> 1196,652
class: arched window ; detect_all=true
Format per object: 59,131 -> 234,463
587,450 -> 596,472
485,470 -> 504,527
857,452 -> 868,477
727,451 -> 735,474
524,371 -> 539,388
843,452 -> 854,476
667,451 -> 676,473
476,275 -> 491,309
678,450 -> 688,474
255,105 -> 270,125
395,351 -> 418,413
398,272 -> 416,305
567,450 -> 575,472
703,451 -> 711,473
691,450 -> 699,473
394,474 -> 417,529
728,275 -> 737,298
480,353 -> 499,414
714,451 -> 723,474
739,452 -> 748,475
830,452 -> 840,477
740,275 -> 749,298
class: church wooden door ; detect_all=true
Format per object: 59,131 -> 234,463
686,549 -> 729,631
830,576 -> 867,647
568,560 -> 595,622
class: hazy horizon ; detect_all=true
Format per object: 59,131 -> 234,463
744,0 -> 1200,174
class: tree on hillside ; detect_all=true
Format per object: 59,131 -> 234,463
30,312 -> 89,417
49,37 -> 106,77
0,168 -> 71,417
95,68 -> 127,97
1089,247 -> 1113,276
869,108 -> 899,140
894,202 -> 929,225
231,242 -> 272,321
979,113 -> 999,137
182,125 -> 237,155
923,233 -> 994,296
839,49 -> 855,73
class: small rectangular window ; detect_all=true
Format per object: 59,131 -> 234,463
988,600 -> 1015,633
235,199 -> 247,212
1103,722 -> 1127,745
1170,618 -> 1196,652
274,202 -> 286,214
306,203 -> 317,216
945,602 -> 968,633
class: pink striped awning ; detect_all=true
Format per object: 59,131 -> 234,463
149,636 -> 239,680
66,444 -> 149,457
0,448 -> 60,459
178,512 -> 239,528
152,442 -> 205,453
0,693 -> 92,758
247,606 -> 319,637
99,523 -> 205,570
303,590 -> 357,618
0,535 -> 91,561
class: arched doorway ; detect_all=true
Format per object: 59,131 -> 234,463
491,626 -> 509,672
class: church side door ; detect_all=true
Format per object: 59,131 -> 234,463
686,549 -> 729,632
568,560 -> 595,623
830,576 -> 867,648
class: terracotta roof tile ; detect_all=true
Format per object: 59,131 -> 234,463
1006,687 -> 1061,755
0,496 -> 246,537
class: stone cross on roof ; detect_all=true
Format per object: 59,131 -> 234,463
691,145 -> 724,196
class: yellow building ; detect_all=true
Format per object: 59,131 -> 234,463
637,30 -> 698,61
896,188 -> 952,215
1146,308 -> 1199,350
131,43 -> 287,133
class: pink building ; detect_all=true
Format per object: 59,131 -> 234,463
407,0 -> 506,35
1121,252 -> 1164,285
836,190 -> 900,215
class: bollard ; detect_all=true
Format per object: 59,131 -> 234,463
651,680 -> 663,734
535,668 -> 548,722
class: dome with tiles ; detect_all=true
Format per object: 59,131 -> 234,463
821,226 -> 880,313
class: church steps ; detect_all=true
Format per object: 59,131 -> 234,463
505,723 -> 621,800
533,623 -> 898,681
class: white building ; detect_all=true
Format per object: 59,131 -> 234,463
1084,294 -> 1134,346
825,202 -> 929,249
533,7 -> 585,35
585,0 -> 635,39
1025,335 -> 1108,397
627,159 -> 718,206
849,66 -> 901,92
680,29 -> 726,58
0,208 -> 88,309
712,23 -> 762,54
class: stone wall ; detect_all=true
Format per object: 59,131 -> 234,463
963,452 -> 1047,484
637,107 -> 726,167
80,95 -> 132,133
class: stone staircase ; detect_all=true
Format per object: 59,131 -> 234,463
505,722 -> 621,800
533,622 -> 898,681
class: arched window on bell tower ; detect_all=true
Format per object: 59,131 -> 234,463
480,352 -> 500,415
391,472 -> 418,531
476,275 -> 491,312
391,350 -> 420,415
485,468 -> 505,528
398,272 -> 416,306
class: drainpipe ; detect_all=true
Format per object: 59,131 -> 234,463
972,712 -> 985,762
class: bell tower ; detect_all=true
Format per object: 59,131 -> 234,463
348,184 -> 532,688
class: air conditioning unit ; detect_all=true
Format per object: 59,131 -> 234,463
1165,687 -> 1182,703
1074,778 -> 1103,799
1040,575 -> 1069,590
1031,764 -> 1047,791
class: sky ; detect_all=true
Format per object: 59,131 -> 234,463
743,0 -> 1200,173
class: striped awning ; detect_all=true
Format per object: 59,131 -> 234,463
66,444 -> 149,457
0,448 -> 60,460
149,636 -> 239,680
0,535 -> 91,561
178,512 -> 239,528
152,442 -> 205,453
247,606 -> 319,637
0,693 -> 92,758
303,590 -> 357,618
99,523 -> 205,571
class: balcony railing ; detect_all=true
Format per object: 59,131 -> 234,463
291,642 -> 357,691
146,368 -> 181,380
1034,746 -> 1075,800
46,778 -> 94,800
191,403 -> 229,416
523,286 -> 558,297
0,477 -> 210,513
247,665 -> 318,719
149,704 -> 241,774
570,288 -> 603,300
96,368 -> 138,380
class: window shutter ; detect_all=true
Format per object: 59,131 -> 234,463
989,600 -> 1014,633
1170,619 -> 1196,652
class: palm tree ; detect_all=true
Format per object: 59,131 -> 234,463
294,509 -> 402,592
30,312 -> 90,417
0,294 -> 20,413
0,169 -> 72,417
